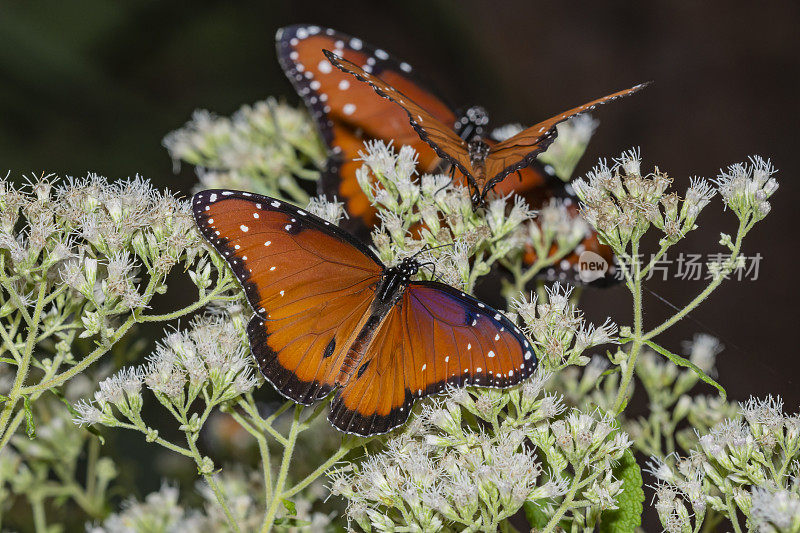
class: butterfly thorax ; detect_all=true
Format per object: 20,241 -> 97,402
376,257 -> 419,304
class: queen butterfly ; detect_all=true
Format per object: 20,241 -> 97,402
276,25 -> 563,231
324,48 -> 648,204
193,189 -> 536,436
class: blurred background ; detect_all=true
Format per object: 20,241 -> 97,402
2,0 -> 799,528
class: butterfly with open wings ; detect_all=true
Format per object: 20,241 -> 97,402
193,189 -> 537,436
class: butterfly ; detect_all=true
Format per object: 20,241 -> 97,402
322,48 -> 649,207
192,189 -> 537,436
275,24 -> 562,232
276,25 -> 622,284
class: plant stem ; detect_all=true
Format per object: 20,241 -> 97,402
643,218 -> 747,341
725,493 -> 743,533
186,436 -> 241,533
612,241 -> 643,414
281,440 -> 360,500
261,404 -> 303,532
30,496 -> 48,533
0,282 -> 48,447
542,463 -> 586,533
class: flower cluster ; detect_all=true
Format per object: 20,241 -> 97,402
0,376 -> 119,530
536,114 -> 599,181
330,373 -> 633,532
356,140 -> 535,292
73,310 -> 257,436
163,98 -> 326,204
0,173 -> 236,456
573,149 -> 716,253
713,156 -> 779,222
649,396 -> 800,532
511,283 -> 618,371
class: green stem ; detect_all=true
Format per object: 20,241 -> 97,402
281,440 -> 362,500
31,496 -> 48,533
187,437 -> 241,533
643,218 -> 747,342
725,493 -> 744,533
612,241 -> 643,414
542,464 -> 587,533
0,281 -> 48,447
136,285 -> 236,322
261,404 -> 303,532
20,315 -> 137,396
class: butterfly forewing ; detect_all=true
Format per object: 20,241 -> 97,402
328,282 -> 535,435
322,50 -> 475,181
192,190 -> 383,404
481,83 -> 650,199
277,25 -> 455,228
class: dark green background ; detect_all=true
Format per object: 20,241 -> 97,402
2,0 -> 798,529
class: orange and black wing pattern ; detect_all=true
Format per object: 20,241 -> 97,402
277,25 -> 456,229
192,189 -> 382,404
329,282 -> 535,435
480,83 -> 650,201
322,49 -> 476,187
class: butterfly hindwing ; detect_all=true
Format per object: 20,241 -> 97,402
192,190 -> 383,404
328,281 -> 535,435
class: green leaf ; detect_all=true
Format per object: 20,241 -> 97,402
23,396 -> 35,439
644,340 -> 726,398
282,499 -> 297,516
600,449 -> 644,533
523,501 -> 550,530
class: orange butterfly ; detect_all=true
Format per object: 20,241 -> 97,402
323,48 -> 648,207
193,189 -> 536,435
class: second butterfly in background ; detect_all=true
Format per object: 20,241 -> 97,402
276,24 -> 631,284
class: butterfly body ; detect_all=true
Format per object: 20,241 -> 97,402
193,189 -> 536,435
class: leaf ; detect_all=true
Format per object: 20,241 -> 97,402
23,396 -> 35,439
644,340 -> 726,398
599,449 -> 644,533
282,499 -> 297,516
523,501 -> 550,530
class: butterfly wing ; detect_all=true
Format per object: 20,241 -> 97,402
322,49 -> 477,186
277,26 -> 456,229
481,83 -> 650,201
328,282 -> 536,435
192,190 -> 384,404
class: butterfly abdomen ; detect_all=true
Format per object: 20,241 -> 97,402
337,313 -> 384,384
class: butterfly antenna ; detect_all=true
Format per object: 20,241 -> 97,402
412,242 -> 454,258
434,166 -> 456,197
418,261 -> 443,282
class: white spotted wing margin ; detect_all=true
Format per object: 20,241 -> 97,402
327,281 -> 537,436
191,189 -> 383,406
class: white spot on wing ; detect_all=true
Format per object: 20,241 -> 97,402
318,60 -> 332,73
343,103 -> 356,115
488,350 -> 496,358
240,225 -> 249,232
338,79 -> 350,90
